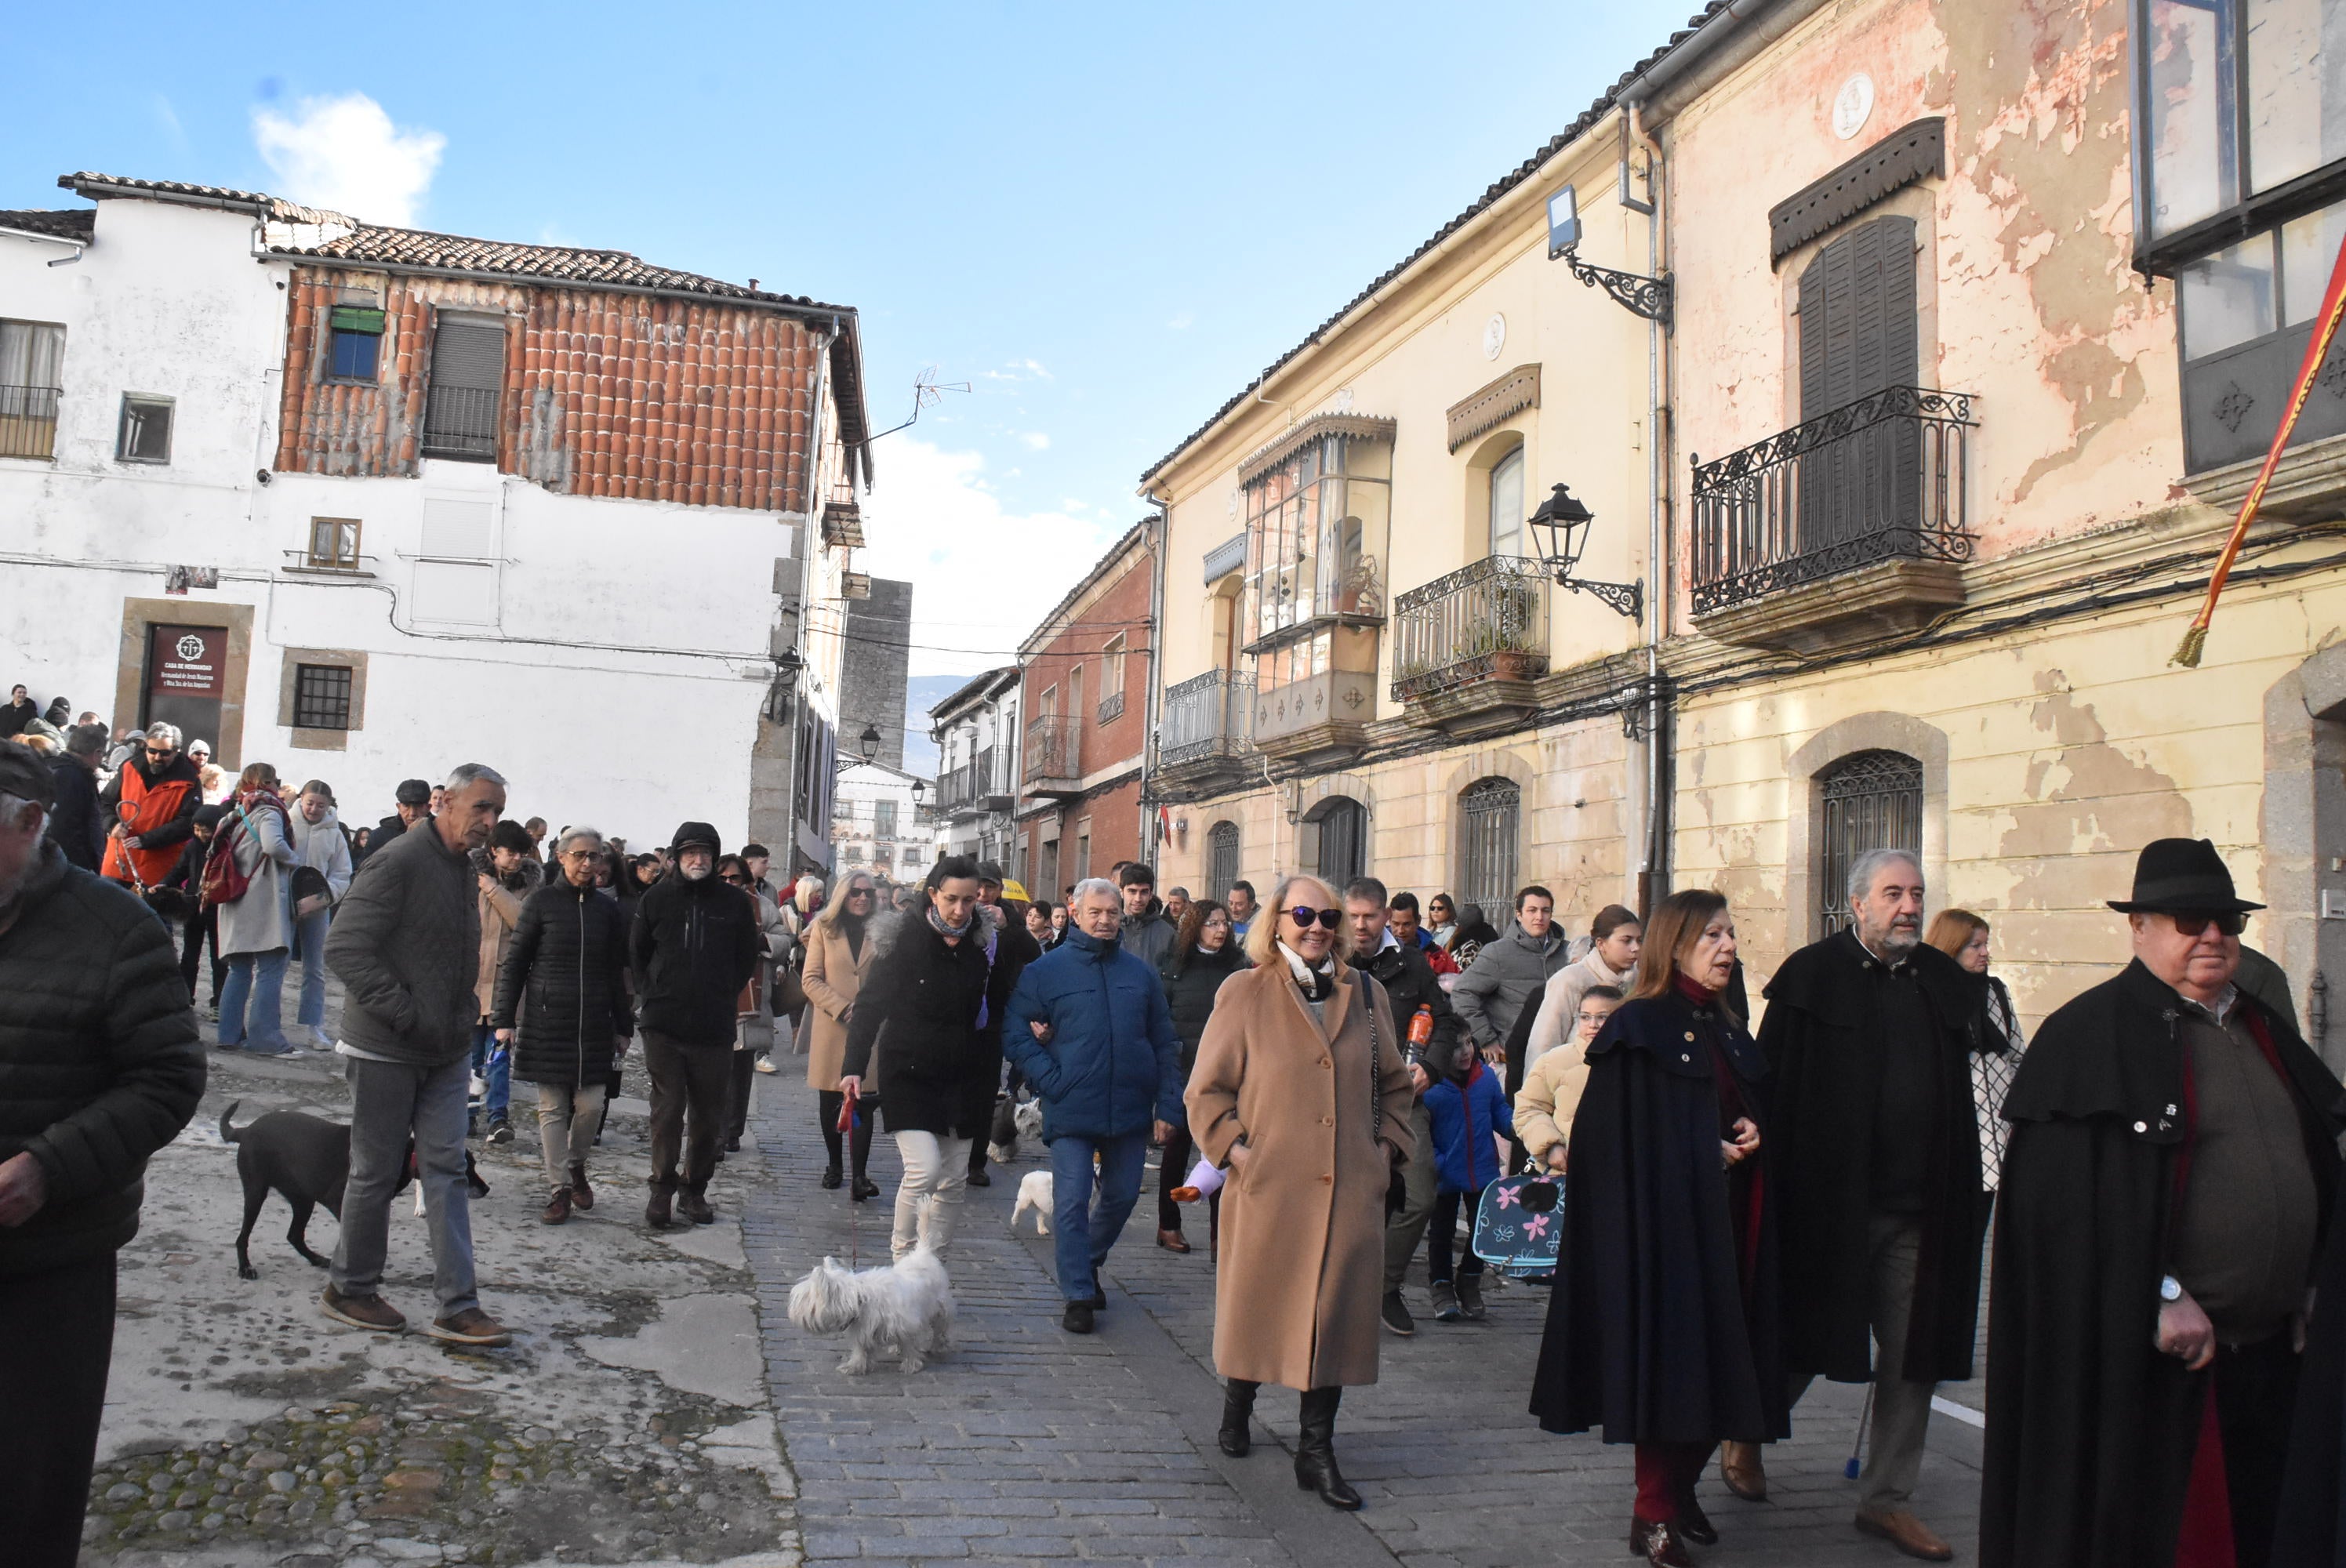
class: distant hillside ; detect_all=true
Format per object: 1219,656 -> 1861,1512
898,674 -> 968,778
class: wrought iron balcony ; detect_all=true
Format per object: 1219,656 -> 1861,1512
1691,385 -> 1975,615
1022,715 -> 1083,797
0,383 -> 60,460
1391,555 -> 1552,702
1156,671 -> 1256,795
936,746 -> 1012,819
420,383 -> 499,460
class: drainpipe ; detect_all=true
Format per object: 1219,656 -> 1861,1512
1622,100 -> 1672,913
782,318 -> 837,878
1141,491 -> 1171,867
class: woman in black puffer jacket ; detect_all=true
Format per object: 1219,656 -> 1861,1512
1154,898 -> 1246,1252
491,829 -> 634,1223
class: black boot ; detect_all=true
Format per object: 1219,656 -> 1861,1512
1294,1387 -> 1360,1510
1218,1379 -> 1258,1457
849,1100 -> 879,1199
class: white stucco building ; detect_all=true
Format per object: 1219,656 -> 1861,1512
830,760 -> 932,880
0,172 -> 873,864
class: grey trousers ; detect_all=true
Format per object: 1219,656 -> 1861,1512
329,1054 -> 478,1316
1382,1102 -> 1437,1291
536,1081 -> 606,1188
1789,1211 -> 1933,1512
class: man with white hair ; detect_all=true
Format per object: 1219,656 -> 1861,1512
1748,846 -> 1991,1560
97,722 -> 202,898
0,746 -> 205,1563
320,763 -> 514,1347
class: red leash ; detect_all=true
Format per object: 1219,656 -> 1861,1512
837,1094 -> 861,1269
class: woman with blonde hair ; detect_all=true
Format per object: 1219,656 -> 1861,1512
1925,909 -> 2026,1218
1529,888 -> 1783,1566
1186,873 -> 1414,1510
802,869 -> 881,1197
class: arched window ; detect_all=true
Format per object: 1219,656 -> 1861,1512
1313,797 -> 1367,888
1818,749 -> 1923,935
1207,820 -> 1240,901
1456,777 -> 1521,913
1488,445 -> 1526,556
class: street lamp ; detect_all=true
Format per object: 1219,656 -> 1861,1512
1527,483 -> 1643,621
858,724 -> 881,765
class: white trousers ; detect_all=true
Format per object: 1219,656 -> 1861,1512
892,1131 -> 972,1261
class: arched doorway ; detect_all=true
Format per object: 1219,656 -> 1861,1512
1455,777 -> 1521,913
1309,796 -> 1366,889
1206,820 -> 1240,901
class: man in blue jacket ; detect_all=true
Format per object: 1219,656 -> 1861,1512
1004,877 -> 1182,1334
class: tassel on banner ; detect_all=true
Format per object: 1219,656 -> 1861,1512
2173,227 -> 2346,667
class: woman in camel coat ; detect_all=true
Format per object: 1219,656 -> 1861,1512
1186,873 -> 1414,1512
801,870 -> 881,1198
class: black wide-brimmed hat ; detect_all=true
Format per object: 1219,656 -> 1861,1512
2106,837 -> 2264,915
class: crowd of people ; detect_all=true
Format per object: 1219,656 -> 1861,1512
6,713 -> 2346,1568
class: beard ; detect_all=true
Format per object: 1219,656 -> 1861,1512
1872,917 -> 1922,956
681,862 -> 711,881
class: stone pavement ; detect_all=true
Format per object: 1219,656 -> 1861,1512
742,1069 -> 1988,1567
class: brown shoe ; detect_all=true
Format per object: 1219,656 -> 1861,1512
677,1186 -> 715,1225
1157,1229 -> 1191,1253
1629,1518 -> 1695,1566
645,1181 -> 674,1229
568,1163 -> 594,1210
425,1307 -> 514,1348
541,1186 -> 572,1225
321,1286 -> 406,1334
1719,1439 -> 1768,1501
1855,1509 -> 1953,1562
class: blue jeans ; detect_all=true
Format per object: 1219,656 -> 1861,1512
292,906 -> 332,1030
470,1024 -> 512,1122
219,947 -> 291,1052
329,1054 -> 478,1316
1049,1127 -> 1151,1302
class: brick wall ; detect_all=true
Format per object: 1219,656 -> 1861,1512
274,268 -> 820,512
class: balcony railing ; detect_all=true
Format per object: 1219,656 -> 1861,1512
421,384 -> 500,459
1159,670 -> 1255,768
1097,691 -> 1125,725
937,746 -> 1009,817
0,384 -> 60,460
1023,715 -> 1082,789
1691,385 -> 1975,614
1391,555 -> 1551,701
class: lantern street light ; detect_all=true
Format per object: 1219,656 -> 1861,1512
857,724 -> 881,765
1527,484 -> 1643,621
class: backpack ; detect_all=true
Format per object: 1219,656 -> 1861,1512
199,800 -> 276,908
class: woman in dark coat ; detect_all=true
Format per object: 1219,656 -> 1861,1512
492,828 -> 634,1223
1154,898 -> 1244,1252
1528,888 -> 1784,1567
839,855 -> 1018,1261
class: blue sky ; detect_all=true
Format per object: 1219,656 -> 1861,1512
8,1 -> 1698,676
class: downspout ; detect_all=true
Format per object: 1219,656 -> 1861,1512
1142,491 -> 1171,867
1625,100 -> 1672,913
785,318 -> 837,877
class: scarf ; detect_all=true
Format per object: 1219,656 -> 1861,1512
1277,940 -> 1336,1002
927,905 -> 975,941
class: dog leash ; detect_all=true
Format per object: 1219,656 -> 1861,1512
1845,1385 -> 1875,1480
837,1094 -> 861,1269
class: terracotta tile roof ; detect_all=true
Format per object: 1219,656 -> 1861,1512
1137,2 -> 1734,487
0,209 -> 94,241
61,171 -> 351,226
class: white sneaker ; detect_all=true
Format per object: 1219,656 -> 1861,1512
308,1028 -> 336,1051
754,1057 -> 778,1075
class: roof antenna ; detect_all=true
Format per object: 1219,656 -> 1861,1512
866,365 -> 969,442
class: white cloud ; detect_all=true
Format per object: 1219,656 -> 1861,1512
855,439 -> 1128,678
1019,430 -> 1051,451
1019,358 -> 1054,380
1166,311 -> 1195,331
252,93 -> 444,225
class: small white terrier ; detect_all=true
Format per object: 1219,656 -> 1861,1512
1011,1170 -> 1055,1235
787,1247 -> 955,1374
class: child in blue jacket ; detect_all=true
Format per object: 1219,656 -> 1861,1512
1420,1033 -> 1513,1322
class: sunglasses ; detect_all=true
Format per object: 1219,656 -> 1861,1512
145,746 -> 176,757
1284,906 -> 1342,930
2171,911 -> 2247,938
721,876 -> 750,886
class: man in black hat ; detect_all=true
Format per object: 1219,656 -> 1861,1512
363,779 -> 434,865
1982,837 -> 2344,1568
628,822 -> 762,1228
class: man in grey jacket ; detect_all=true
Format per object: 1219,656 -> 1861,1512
321,763 -> 513,1347
1117,862 -> 1177,971
1450,884 -> 1568,1074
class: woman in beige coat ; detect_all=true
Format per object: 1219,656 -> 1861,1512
1186,873 -> 1415,1512
801,871 -> 881,1198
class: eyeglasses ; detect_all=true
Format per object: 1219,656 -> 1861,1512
721,876 -> 750,886
2171,911 -> 2247,938
1284,906 -> 1342,930
144,747 -> 176,758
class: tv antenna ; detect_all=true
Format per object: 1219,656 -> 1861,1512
867,366 -> 970,442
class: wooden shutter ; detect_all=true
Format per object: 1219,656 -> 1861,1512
1798,217 -> 1921,546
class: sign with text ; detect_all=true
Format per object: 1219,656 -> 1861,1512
151,626 -> 225,698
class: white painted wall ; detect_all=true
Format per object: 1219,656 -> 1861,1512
832,761 -> 929,877
0,191 -> 814,849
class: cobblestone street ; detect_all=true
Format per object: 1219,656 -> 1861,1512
743,1068 -> 1988,1568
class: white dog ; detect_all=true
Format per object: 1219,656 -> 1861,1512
1011,1170 -> 1055,1236
786,1248 -> 955,1374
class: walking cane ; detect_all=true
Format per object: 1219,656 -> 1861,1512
1845,1385 -> 1876,1481
837,1093 -> 861,1270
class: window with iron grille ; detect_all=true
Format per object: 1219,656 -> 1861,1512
308,517 -> 361,571
1818,750 -> 1923,937
1456,778 -> 1521,914
1314,797 -> 1366,889
1207,820 -> 1240,901
422,317 -> 506,460
292,663 -> 354,731
0,320 -> 65,462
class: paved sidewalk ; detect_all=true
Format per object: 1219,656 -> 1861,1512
741,1071 -> 1987,1567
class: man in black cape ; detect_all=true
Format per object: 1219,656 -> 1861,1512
1982,838 -> 2341,1568
1751,848 -> 1988,1561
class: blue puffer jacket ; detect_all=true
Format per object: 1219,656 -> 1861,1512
1424,1058 -> 1515,1195
1002,926 -> 1182,1141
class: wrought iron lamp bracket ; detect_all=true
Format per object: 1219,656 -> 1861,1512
1563,249 -> 1672,327
1555,572 -> 1644,622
